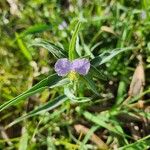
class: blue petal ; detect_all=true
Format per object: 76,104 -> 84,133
54,58 -> 71,76
71,58 -> 90,75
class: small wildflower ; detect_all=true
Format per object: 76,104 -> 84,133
54,58 -> 90,79
58,21 -> 67,30
141,10 -> 147,20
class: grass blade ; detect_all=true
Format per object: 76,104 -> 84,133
19,127 -> 28,150
0,74 -> 62,112
6,95 -> 67,128
0,87 -> 46,112
118,135 -> 150,150
91,47 -> 135,67
21,24 -> 52,36
82,74 -> 99,95
64,86 -> 91,102
90,65 -> 107,81
30,38 -> 67,58
69,21 -> 81,60
16,33 -> 32,61
83,111 -> 124,135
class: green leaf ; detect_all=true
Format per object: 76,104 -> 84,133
50,78 -> 70,88
109,118 -> 129,144
82,74 -> 99,95
64,85 -> 91,102
6,95 -> 68,128
30,38 -> 67,58
83,111 -> 124,136
90,65 -> 107,80
118,135 -> 150,150
21,24 -> 52,36
91,47 -> 135,67
0,74 -> 62,112
75,36 -> 82,57
80,126 -> 99,148
83,44 -> 94,59
28,95 -> 67,116
128,88 -> 150,104
116,80 -> 126,105
16,33 -> 32,61
69,21 -> 81,60
0,87 -> 46,112
19,127 -> 28,150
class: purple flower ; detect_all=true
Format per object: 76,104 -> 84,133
141,10 -> 147,20
54,58 -> 90,77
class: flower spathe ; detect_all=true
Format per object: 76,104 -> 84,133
54,58 -> 90,78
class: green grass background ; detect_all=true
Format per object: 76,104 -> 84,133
0,0 -> 150,149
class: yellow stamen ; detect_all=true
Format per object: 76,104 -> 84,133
68,71 -> 78,80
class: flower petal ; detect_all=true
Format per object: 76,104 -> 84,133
71,58 -> 90,75
54,58 -> 71,76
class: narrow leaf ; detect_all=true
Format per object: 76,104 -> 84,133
6,95 -> 67,128
69,21 -> 81,60
83,111 -> 124,136
21,24 -> 52,36
30,38 -> 67,58
19,127 -> 28,150
64,86 -> 91,102
118,135 -> 150,150
91,47 -> 135,67
16,33 -> 32,61
82,74 -> 99,95
74,124 -> 108,150
90,65 -> 107,80
0,74 -> 62,112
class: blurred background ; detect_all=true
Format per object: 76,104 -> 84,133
0,0 -> 150,149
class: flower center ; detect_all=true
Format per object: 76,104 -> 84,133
68,71 -> 78,80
